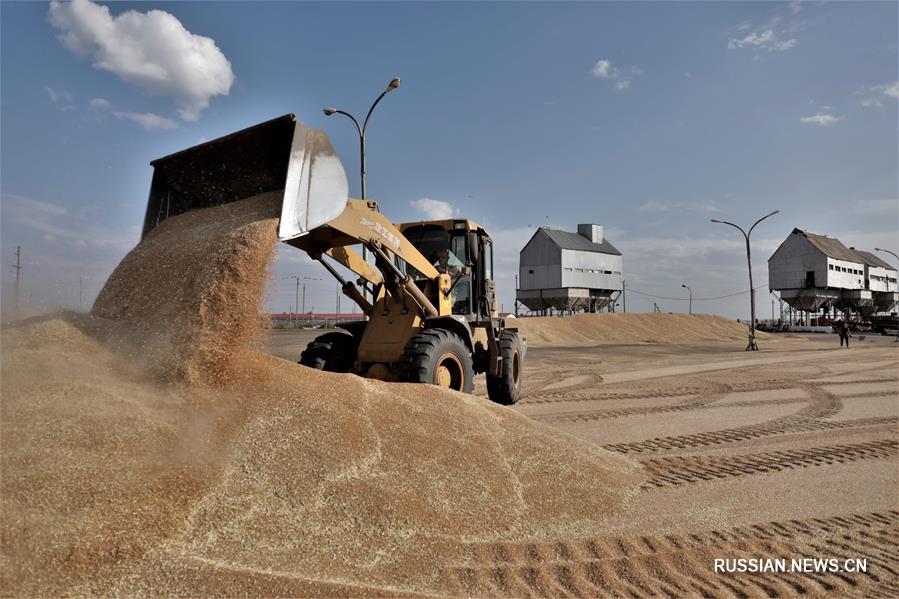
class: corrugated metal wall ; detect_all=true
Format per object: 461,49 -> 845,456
518,229 -> 623,293
561,249 -> 623,291
519,230 -> 562,290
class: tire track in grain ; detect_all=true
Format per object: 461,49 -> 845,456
439,511 -> 899,598
603,417 -> 897,454
641,440 -> 898,487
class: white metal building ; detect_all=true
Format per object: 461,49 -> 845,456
516,224 -> 623,313
768,228 -> 897,314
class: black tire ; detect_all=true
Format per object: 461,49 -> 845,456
298,331 -> 357,372
398,328 -> 475,393
487,331 -> 524,405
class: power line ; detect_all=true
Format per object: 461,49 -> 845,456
626,284 -> 768,302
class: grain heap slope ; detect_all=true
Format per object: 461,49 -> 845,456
2,196 -> 644,597
516,312 -> 770,347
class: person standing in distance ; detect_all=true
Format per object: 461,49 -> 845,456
838,320 -> 851,348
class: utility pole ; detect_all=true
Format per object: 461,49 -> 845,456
874,248 -> 899,342
514,275 -> 519,317
12,246 -> 22,310
283,275 -> 301,326
294,279 -> 300,325
304,276 -> 323,323
682,283 -> 693,315
622,279 -> 626,313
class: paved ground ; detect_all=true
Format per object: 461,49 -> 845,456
265,329 -> 899,596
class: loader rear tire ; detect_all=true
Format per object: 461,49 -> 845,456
486,331 -> 523,405
298,331 -> 357,372
398,329 -> 474,394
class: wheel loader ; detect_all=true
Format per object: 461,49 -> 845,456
141,114 -> 524,404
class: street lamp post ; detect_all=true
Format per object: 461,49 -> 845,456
324,77 -> 401,202
682,284 -> 693,315
324,77 -> 400,303
711,210 -> 780,351
874,248 -> 899,342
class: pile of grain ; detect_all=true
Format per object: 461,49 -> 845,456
1,197 -> 644,596
0,315 -> 238,597
91,193 -> 281,385
516,312 -> 770,347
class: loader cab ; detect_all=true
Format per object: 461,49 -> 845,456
399,220 -> 495,321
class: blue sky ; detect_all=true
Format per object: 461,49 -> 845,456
2,1 -> 897,318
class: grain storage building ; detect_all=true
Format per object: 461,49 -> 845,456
516,224 -> 623,313
768,228 -> 897,316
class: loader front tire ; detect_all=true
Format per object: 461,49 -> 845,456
298,331 -> 357,372
399,329 -> 474,394
486,331 -> 524,405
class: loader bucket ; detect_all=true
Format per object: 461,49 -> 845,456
142,113 -> 348,241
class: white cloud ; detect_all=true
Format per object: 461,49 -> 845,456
799,113 -> 843,127
48,0 -> 234,121
89,97 -> 110,109
590,58 -> 640,92
853,199 -> 898,216
638,201 -> 668,213
855,81 -> 899,108
113,110 -> 178,130
409,198 -> 457,220
1,194 -> 140,312
728,29 -> 797,52
789,1 -> 802,15
591,59 -> 614,79
1,193 -> 134,249
1,193 -> 130,251
43,86 -> 75,111
2,193 -> 68,218
43,85 -> 73,103
638,198 -> 727,214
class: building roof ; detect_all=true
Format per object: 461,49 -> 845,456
795,229 -> 861,263
855,250 -> 894,270
540,227 -> 622,255
788,229 -> 896,271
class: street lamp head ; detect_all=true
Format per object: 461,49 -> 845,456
875,247 -> 884,251
323,107 -> 337,116
387,77 -> 401,91
710,219 -> 722,223
682,284 -> 686,288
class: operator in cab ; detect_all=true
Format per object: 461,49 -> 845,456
433,248 -> 464,278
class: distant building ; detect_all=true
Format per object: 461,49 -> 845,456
516,224 -> 623,313
768,228 -> 897,315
